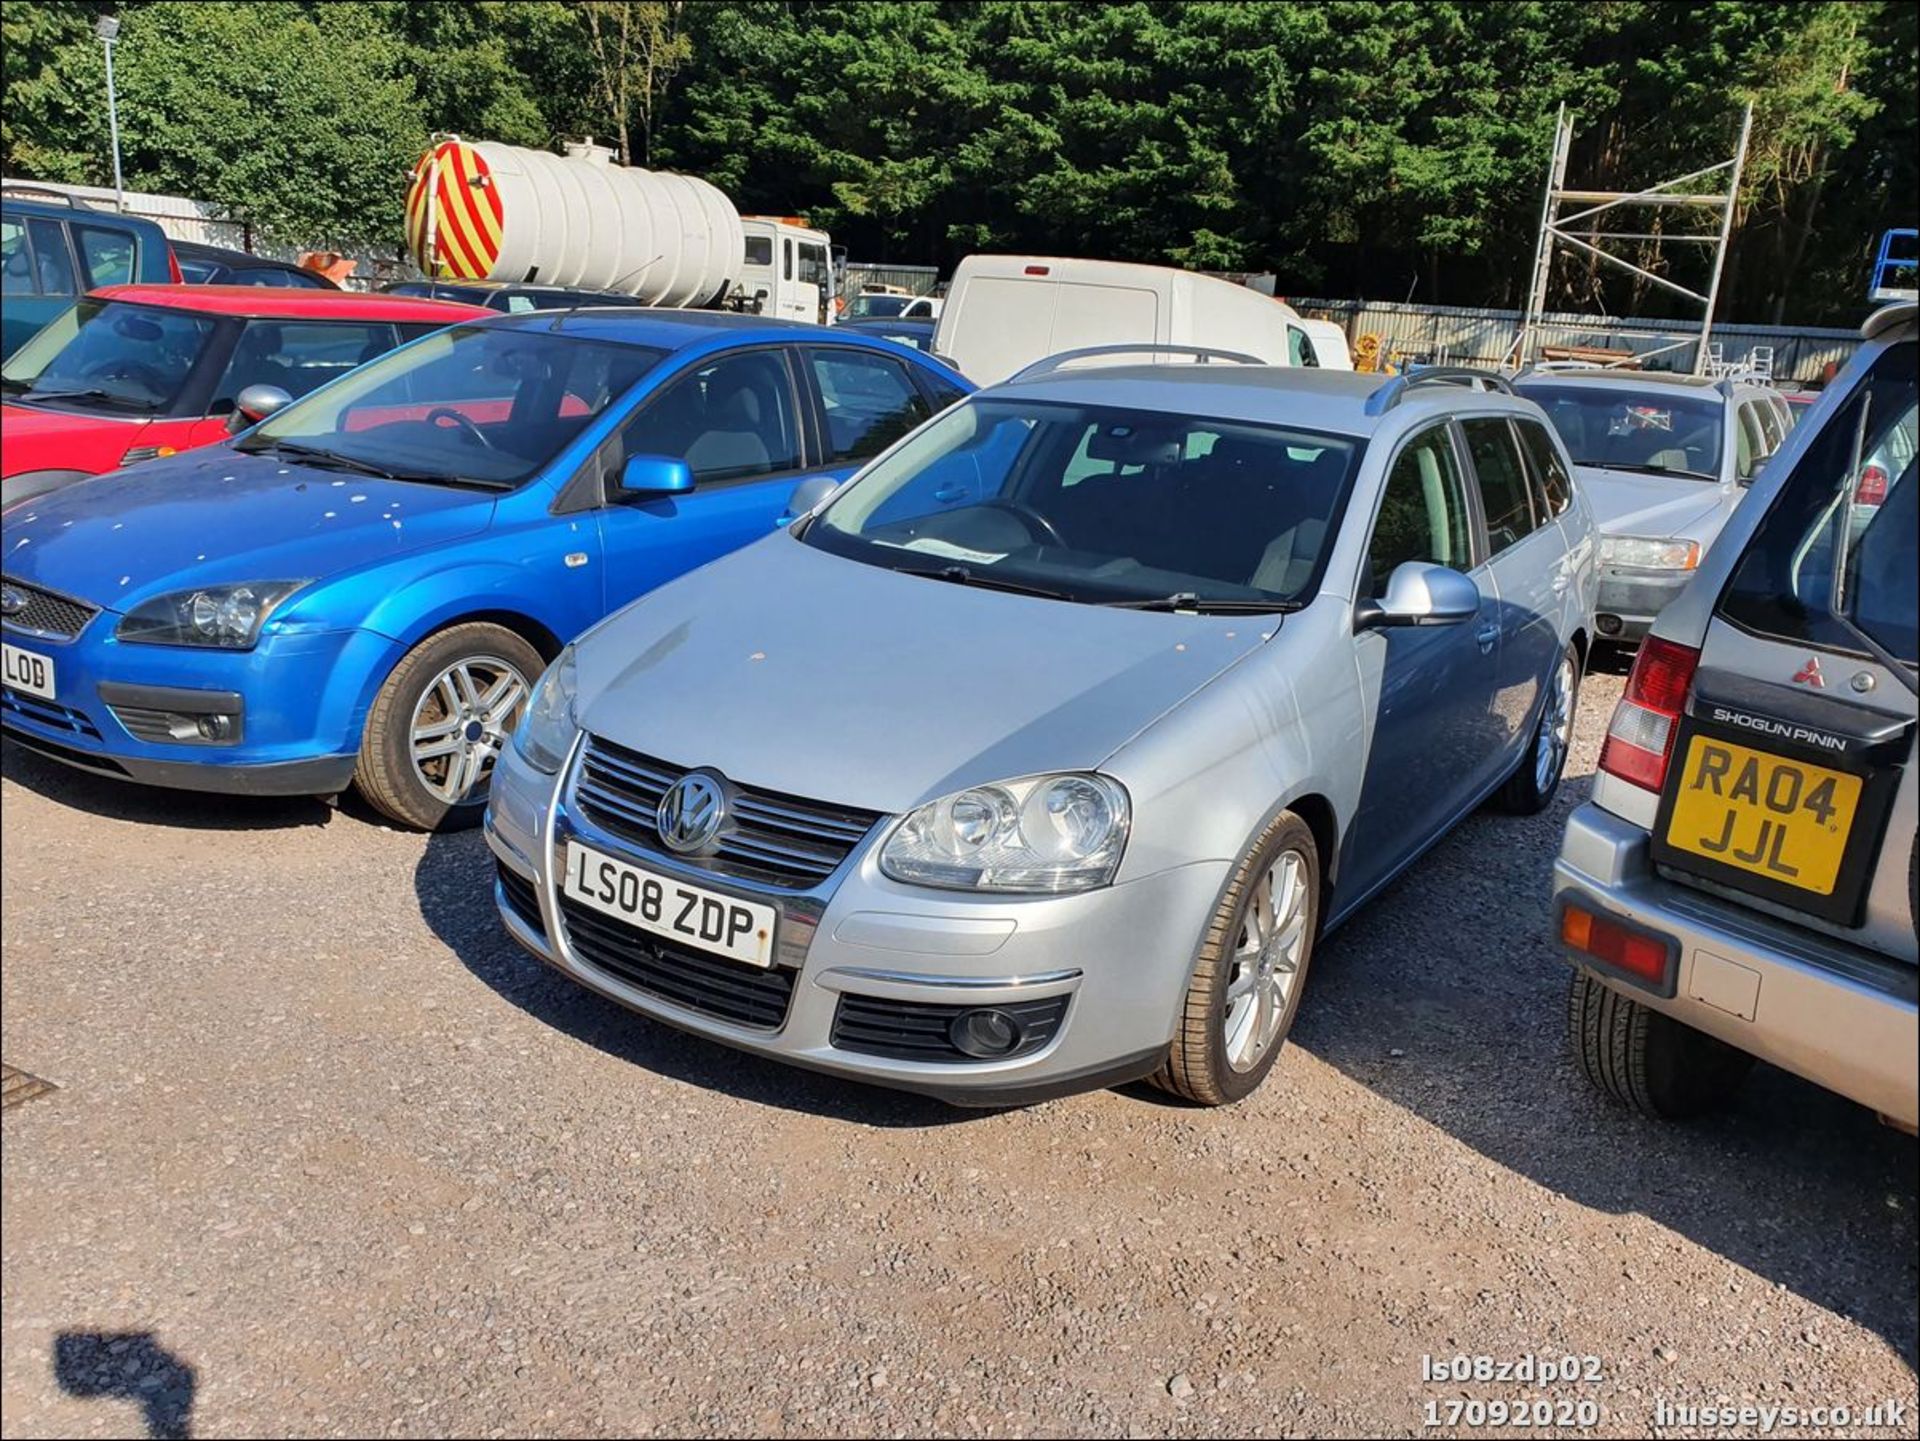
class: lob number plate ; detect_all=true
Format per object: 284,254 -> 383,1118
562,840 -> 776,968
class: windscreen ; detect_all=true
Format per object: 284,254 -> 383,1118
1,299 -> 215,412
237,325 -> 666,489
806,396 -> 1363,609
1518,382 -> 1724,480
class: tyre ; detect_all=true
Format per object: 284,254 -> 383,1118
1150,810 -> 1320,1106
1566,969 -> 1754,1119
1494,640 -> 1580,814
353,622 -> 543,832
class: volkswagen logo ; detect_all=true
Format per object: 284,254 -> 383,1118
0,586 -> 23,618
656,772 -> 727,854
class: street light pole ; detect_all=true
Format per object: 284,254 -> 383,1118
96,15 -> 125,212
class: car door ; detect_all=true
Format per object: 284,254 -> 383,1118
1341,421 -> 1503,905
1,214 -> 78,359
1513,414 -> 1593,650
1462,415 -> 1565,757
587,345 -> 828,613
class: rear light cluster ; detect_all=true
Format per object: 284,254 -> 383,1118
1597,636 -> 1700,792
1560,899 -> 1674,991
1856,463 -> 1890,507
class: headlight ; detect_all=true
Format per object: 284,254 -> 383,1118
514,644 -> 578,774
880,773 -> 1130,894
115,580 -> 308,649
1602,536 -> 1700,570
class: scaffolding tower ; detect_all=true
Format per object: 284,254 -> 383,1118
1511,103 -> 1753,375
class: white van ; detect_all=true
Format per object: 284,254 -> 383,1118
931,255 -> 1350,384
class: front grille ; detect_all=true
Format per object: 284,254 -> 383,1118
0,576 -> 98,640
573,736 -> 882,890
1,688 -> 102,740
830,993 -> 1070,1064
558,895 -> 796,1029
495,862 -> 546,937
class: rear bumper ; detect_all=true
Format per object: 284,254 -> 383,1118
1553,801 -> 1919,1127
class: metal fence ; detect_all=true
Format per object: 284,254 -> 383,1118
1290,296 -> 1861,384
843,262 -> 941,298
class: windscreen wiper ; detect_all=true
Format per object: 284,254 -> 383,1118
893,564 -> 1073,602
238,438 -> 503,488
13,387 -> 157,411
1103,592 -> 1300,614
1577,460 -> 1716,482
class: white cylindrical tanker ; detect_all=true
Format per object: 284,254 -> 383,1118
404,137 -> 744,308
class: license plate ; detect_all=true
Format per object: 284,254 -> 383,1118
1,641 -> 55,701
561,840 -> 777,968
1664,735 -> 1862,896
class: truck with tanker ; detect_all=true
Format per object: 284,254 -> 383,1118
404,138 -> 839,325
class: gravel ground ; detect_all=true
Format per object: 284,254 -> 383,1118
3,668 -> 1915,1440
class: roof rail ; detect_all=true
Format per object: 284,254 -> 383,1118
1008,343 -> 1267,385
1363,365 -> 1513,416
0,182 -> 81,207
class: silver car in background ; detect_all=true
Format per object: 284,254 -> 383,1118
1515,369 -> 1794,645
486,354 -> 1597,1105
1553,303 -> 1916,1129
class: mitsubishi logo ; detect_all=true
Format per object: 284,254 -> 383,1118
1792,655 -> 1826,688
0,585 -> 24,618
656,772 -> 727,853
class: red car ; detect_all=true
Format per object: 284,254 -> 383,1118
1,285 -> 488,508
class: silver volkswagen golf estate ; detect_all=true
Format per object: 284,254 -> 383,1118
485,353 -> 1599,1105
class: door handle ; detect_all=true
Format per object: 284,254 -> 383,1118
1551,571 -> 1571,595
932,484 -> 968,503
1475,624 -> 1499,654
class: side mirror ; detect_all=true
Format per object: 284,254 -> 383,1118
234,384 -> 293,424
619,454 -> 694,498
1355,562 -> 1480,630
778,475 -> 839,526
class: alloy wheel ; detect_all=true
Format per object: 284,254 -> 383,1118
1223,848 -> 1311,1072
1534,651 -> 1576,794
408,654 -> 530,804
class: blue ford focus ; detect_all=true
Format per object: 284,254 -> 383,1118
0,311 -> 969,828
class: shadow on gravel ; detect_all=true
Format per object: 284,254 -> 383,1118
1,741 -> 336,831
54,1331 -> 195,1439
412,829 -> 981,1129
1291,753 -> 1920,1371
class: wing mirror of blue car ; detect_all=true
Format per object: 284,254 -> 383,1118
1353,562 -> 1481,630
777,475 -> 840,526
619,454 -> 695,498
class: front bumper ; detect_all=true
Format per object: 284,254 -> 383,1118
1553,801 -> 1919,1128
485,737 -> 1225,1105
1593,568 -> 1692,642
0,613 -> 390,797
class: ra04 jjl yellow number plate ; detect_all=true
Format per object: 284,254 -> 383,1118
1664,735 -> 1862,896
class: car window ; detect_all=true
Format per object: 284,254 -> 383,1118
176,257 -> 224,284
810,396 -> 1363,608
73,224 -> 136,287
1517,383 -> 1723,480
1364,423 -> 1474,596
743,235 -> 772,268
615,348 -> 802,485
1734,403 -> 1763,479
22,219 -> 74,296
1287,326 -> 1318,368
1754,396 -> 1785,452
212,321 -> 401,412
1515,417 -> 1573,518
0,298 -> 213,411
1463,417 -> 1538,553
0,218 -> 30,294
1719,340 -> 1916,670
243,326 -> 668,488
810,348 -> 930,463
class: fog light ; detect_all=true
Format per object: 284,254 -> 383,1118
196,714 -> 235,740
948,1008 -> 1023,1058
1596,613 -> 1623,636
